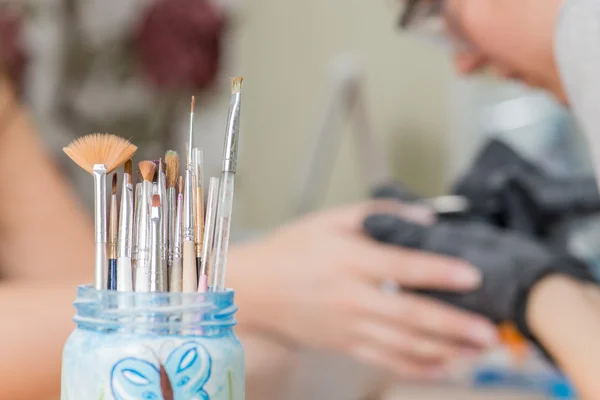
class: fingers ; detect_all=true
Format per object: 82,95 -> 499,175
357,241 -> 481,291
320,199 -> 435,233
360,288 -> 498,349
350,341 -> 447,381
353,319 -> 472,362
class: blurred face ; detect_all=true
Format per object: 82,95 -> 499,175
400,0 -> 568,102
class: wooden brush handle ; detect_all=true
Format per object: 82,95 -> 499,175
183,240 -> 197,292
170,257 -> 183,292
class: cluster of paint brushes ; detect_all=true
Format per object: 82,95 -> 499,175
63,77 -> 243,295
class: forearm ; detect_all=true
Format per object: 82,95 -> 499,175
0,280 -> 81,400
527,275 -> 600,399
0,78 -> 94,281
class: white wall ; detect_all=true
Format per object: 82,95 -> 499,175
235,0 -> 456,230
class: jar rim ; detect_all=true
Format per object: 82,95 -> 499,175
72,284 -> 238,333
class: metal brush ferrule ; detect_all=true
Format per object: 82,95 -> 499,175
222,92 -> 241,173
93,165 -> 107,242
158,171 -> 168,262
167,188 -> 176,265
135,181 -> 152,260
183,169 -> 195,241
133,183 -> 142,257
109,193 -> 118,260
194,184 -> 204,257
92,165 -> 107,290
149,209 -> 164,292
118,179 -> 134,259
200,177 -> 220,277
174,193 -> 183,259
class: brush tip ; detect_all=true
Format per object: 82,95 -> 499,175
112,173 -> 118,194
165,150 -> 180,188
178,176 -> 183,194
138,160 -> 157,182
124,159 -> 133,176
191,96 -> 195,113
231,76 -> 243,94
152,194 -> 161,208
63,133 -> 137,174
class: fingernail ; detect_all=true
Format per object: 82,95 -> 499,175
470,325 -> 498,347
452,265 -> 481,287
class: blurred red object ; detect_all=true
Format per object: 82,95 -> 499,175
135,0 -> 227,92
0,5 -> 27,93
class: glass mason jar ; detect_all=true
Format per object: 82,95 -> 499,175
61,284 -> 245,400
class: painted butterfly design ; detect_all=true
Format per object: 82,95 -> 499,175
110,341 -> 212,400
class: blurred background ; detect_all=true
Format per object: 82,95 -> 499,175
11,0 -> 595,398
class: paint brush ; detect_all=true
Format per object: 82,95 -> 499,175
165,151 -> 179,271
63,133 -> 137,291
107,173 -> 118,290
198,177 -> 220,292
150,194 -> 165,292
193,148 -> 205,278
157,159 -> 168,288
134,160 -> 156,292
211,77 -> 244,292
117,159 -> 134,292
170,176 -> 184,292
183,97 -> 197,292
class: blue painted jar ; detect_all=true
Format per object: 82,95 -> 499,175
61,284 -> 245,400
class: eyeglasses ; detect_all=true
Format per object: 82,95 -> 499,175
397,0 -> 472,51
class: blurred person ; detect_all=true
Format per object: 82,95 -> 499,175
363,210 -> 600,399
0,9 -> 95,398
447,0 -> 600,180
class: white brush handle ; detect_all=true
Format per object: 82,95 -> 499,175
170,257 -> 183,292
95,242 -> 107,290
182,240 -> 197,292
117,257 -> 133,292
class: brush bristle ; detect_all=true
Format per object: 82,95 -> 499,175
191,96 -> 195,113
112,173 -> 118,195
152,194 -> 161,208
178,176 -> 183,194
231,77 -> 243,94
138,160 -> 157,182
63,133 -> 137,174
124,159 -> 132,176
165,150 -> 179,189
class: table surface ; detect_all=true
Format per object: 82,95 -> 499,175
381,384 -> 548,400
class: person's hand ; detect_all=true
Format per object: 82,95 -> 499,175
446,0 -> 567,101
228,201 -> 499,380
364,214 -> 595,349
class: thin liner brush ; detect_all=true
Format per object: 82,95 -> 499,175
198,177 -> 220,292
135,161 -> 156,292
211,77 -> 244,292
108,173 -> 118,290
117,160 -> 134,292
150,194 -> 165,292
157,158 -> 168,288
193,148 -> 205,278
183,97 -> 197,292
170,176 -> 184,292
63,133 -> 137,291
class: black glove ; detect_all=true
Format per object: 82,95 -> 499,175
363,214 -> 596,345
452,139 -> 543,226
